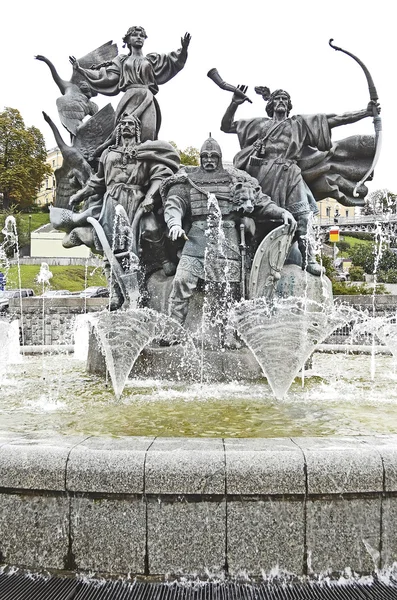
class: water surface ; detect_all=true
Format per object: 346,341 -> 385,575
1,352 -> 397,438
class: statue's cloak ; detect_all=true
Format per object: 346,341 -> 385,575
233,115 -> 375,207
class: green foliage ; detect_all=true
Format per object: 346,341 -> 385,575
362,188 -> 397,215
378,249 -> 397,272
349,266 -> 365,281
322,248 -> 389,294
336,240 -> 350,252
377,269 -> 397,284
320,254 -> 336,279
0,107 -> 51,210
332,281 -> 388,295
345,233 -> 374,242
169,141 -> 200,166
350,244 -> 376,273
349,243 -> 397,276
5,264 -> 106,295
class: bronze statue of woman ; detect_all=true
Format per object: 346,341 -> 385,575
69,26 -> 191,143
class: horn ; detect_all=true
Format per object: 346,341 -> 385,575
207,68 -> 252,103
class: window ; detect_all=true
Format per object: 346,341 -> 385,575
345,210 -> 349,217
326,207 -> 331,217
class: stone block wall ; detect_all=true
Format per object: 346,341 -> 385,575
8,297 -> 107,346
6,294 -> 396,348
1,434 -> 396,578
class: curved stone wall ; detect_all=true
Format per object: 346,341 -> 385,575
0,434 -> 396,578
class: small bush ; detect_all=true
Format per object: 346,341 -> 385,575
349,266 -> 365,281
336,241 -> 351,252
332,281 -> 388,295
378,269 -> 397,284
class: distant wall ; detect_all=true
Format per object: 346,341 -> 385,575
327,294 -> 397,345
334,294 -> 397,313
9,297 -> 107,346
8,294 -> 397,348
31,230 -> 91,259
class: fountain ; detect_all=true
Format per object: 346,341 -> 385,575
2,29 -> 397,594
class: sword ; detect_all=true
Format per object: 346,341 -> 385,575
239,222 -> 247,299
87,216 -> 139,309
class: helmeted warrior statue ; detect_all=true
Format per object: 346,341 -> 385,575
161,136 -> 296,328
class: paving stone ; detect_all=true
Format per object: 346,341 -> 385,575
67,436 -> 154,494
293,436 -> 383,494
0,435 -> 86,490
227,497 -> 305,576
362,435 -> 397,491
147,498 -> 225,576
381,495 -> 397,571
306,497 -> 381,574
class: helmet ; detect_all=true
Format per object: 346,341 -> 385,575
200,136 -> 222,158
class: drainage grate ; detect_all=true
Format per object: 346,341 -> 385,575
1,573 -> 397,600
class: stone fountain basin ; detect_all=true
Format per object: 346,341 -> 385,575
0,433 -> 396,579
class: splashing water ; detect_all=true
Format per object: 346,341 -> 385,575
90,307 -> 200,399
36,262 -> 53,286
73,313 -> 92,361
0,320 -> 21,381
353,315 -> 397,362
1,216 -> 25,344
230,296 -> 355,399
200,192 -> 237,358
0,217 -> 15,284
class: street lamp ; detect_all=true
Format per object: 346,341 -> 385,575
28,214 -> 32,257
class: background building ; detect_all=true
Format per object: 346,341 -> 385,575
317,197 -> 357,220
35,146 -> 62,207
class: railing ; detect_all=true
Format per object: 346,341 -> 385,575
317,213 -> 397,231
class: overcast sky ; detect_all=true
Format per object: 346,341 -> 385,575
2,0 -> 396,196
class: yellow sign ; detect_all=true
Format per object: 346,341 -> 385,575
329,226 -> 339,243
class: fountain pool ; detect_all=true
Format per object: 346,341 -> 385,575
1,350 -> 397,438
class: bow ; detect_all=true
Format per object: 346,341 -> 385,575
329,39 -> 382,197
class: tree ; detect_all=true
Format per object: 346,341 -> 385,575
362,188 -> 397,215
0,107 -> 51,210
350,243 -> 397,275
350,244 -> 376,273
169,141 -> 200,166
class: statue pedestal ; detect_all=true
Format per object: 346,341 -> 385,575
277,264 -> 333,308
87,328 -> 263,383
86,264 -> 333,385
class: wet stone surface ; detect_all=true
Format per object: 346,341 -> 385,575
0,494 -> 69,570
306,497 -> 381,574
70,496 -> 146,574
227,498 -> 305,576
147,498 -> 226,576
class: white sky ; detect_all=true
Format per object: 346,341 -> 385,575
1,0 -> 396,196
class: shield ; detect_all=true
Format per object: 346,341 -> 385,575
248,224 -> 294,301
